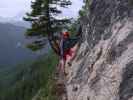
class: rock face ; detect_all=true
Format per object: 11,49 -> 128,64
66,0 -> 133,100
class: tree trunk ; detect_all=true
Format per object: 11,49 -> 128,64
46,0 -> 60,55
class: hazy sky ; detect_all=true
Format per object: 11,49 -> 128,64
0,0 -> 83,20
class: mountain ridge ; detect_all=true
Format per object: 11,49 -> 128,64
0,16 -> 30,28
0,22 -> 36,67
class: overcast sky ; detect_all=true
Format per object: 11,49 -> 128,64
0,0 -> 83,20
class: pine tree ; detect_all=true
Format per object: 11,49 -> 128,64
78,0 -> 90,18
24,0 -> 71,54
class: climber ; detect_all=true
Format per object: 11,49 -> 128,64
58,25 -> 82,74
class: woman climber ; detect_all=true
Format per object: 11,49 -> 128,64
58,25 -> 82,74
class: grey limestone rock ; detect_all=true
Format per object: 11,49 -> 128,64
65,0 -> 133,100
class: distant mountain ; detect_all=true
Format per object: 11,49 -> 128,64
0,16 -> 30,28
0,16 -> 12,23
11,21 -> 31,28
0,23 -> 37,67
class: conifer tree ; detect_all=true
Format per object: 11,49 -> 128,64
24,0 -> 71,54
78,0 -> 90,17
